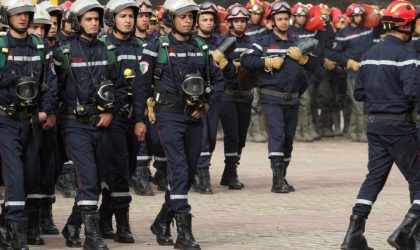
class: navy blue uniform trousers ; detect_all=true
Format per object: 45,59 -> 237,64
156,112 -> 202,214
62,120 -> 111,209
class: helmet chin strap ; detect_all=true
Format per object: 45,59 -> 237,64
198,26 -> 212,36
9,23 -> 28,34
81,27 -> 98,39
173,26 -> 191,36
115,27 -> 132,36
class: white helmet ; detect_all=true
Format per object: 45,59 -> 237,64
162,0 -> 199,28
104,0 -> 138,28
137,0 -> 153,14
0,0 -> 35,28
69,0 -> 104,33
33,5 -> 52,26
38,1 -> 62,34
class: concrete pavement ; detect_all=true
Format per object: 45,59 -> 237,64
34,137 -> 409,249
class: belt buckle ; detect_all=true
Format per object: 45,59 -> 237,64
283,93 -> 291,100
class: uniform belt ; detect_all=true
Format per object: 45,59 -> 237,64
224,89 -> 253,96
154,103 -> 186,114
61,104 -> 100,116
259,88 -> 299,100
154,92 -> 183,104
0,108 -> 19,119
61,114 -> 100,125
368,113 -> 413,121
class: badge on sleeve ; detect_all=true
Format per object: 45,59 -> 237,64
139,61 -> 149,75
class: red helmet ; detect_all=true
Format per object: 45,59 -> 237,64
306,5 -> 326,31
156,4 -> 163,21
59,1 -> 73,21
291,3 -> 308,16
226,4 -> 250,20
362,4 -> 381,28
330,7 -> 342,21
346,3 -> 366,17
382,0 -> 416,26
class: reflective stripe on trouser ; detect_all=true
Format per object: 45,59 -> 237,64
353,133 -> 420,217
63,121 -> 111,209
106,117 -> 136,210
220,96 -> 252,164
198,101 -> 220,168
156,112 -> 202,213
0,116 -> 42,220
262,103 -> 298,160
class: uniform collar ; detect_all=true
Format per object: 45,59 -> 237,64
384,34 -> 408,45
7,32 -> 35,48
108,32 -> 136,46
168,32 -> 193,45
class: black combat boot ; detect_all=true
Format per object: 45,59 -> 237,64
0,204 -> 11,250
270,159 -> 291,193
283,161 -> 295,192
198,168 -> 213,194
62,204 -> 82,248
220,163 -> 244,190
341,215 -> 373,250
387,212 -> 419,250
81,212 -> 108,250
56,172 -> 77,198
153,166 -> 168,191
39,199 -> 59,235
98,190 -> 114,239
132,165 -> 154,196
150,205 -> 174,246
114,209 -> 134,243
8,220 -> 28,250
174,213 -> 200,250
26,208 -> 44,245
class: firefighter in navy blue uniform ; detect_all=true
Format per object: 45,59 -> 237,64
245,1 -> 267,40
96,0 -> 143,243
288,3 -> 319,143
132,0 -> 167,196
56,0 -> 125,249
0,0 -> 57,248
245,1 -> 268,144
133,0 -> 222,248
193,1 -> 225,194
241,1 -> 317,194
55,0 -> 78,199
331,3 -> 374,143
212,4 -> 255,190
29,1 -> 62,236
340,2 -> 420,250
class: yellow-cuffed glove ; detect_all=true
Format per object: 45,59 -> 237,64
212,50 -> 228,70
346,59 -> 360,72
264,56 -> 284,71
287,46 -> 309,65
323,58 -> 337,71
233,60 -> 241,69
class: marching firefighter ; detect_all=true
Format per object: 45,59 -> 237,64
241,1 -> 317,193
0,0 -> 57,248
213,4 -> 255,190
133,0 -> 222,248
56,0 -> 125,248
193,1 -> 225,194
340,1 -> 420,249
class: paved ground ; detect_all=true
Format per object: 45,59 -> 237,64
35,137 -> 410,249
